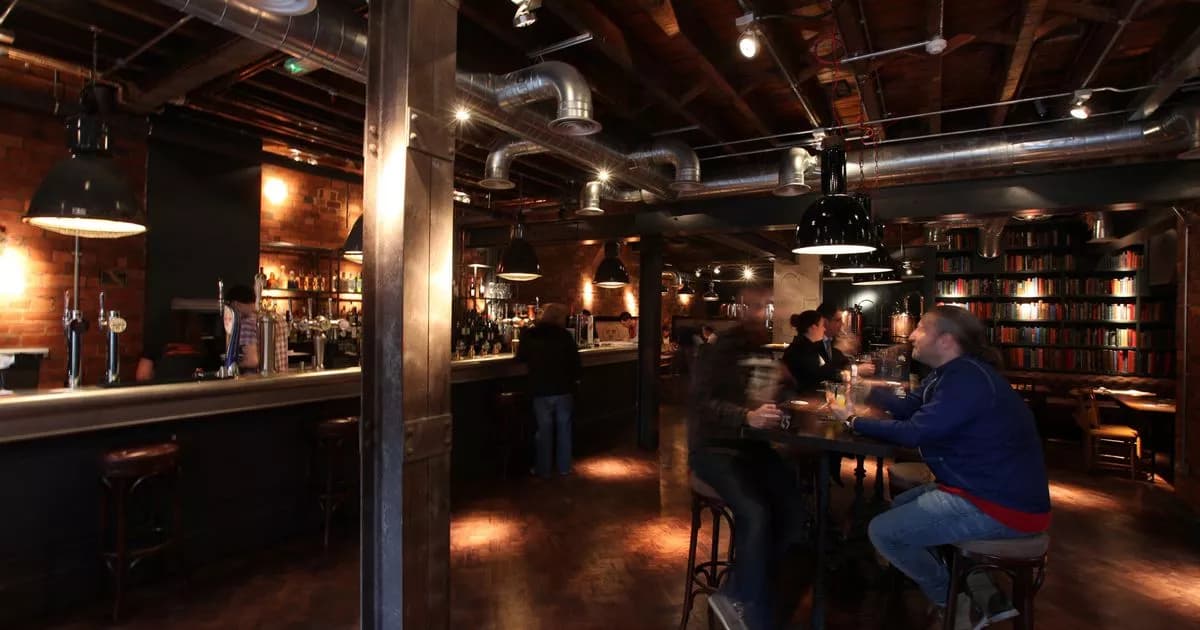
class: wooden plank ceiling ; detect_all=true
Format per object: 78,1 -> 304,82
2,0 -> 1199,262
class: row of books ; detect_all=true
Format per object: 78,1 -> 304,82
935,276 -> 1139,297
992,326 -> 1172,347
1002,348 -> 1172,375
1003,254 -> 1076,272
1099,249 -> 1142,271
943,232 -> 976,250
1141,303 -> 1168,320
938,257 -> 973,273
1004,231 -> 1072,248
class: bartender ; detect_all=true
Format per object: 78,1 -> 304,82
224,284 -> 260,371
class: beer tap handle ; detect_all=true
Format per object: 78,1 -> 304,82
99,291 -> 107,330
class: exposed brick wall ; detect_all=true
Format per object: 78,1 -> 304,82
0,105 -> 146,388
515,242 -> 641,318
258,163 -> 362,293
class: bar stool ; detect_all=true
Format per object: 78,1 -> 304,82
886,461 -> 934,499
944,533 -> 1050,630
314,416 -> 359,550
99,441 -> 182,622
494,391 -> 528,478
679,473 -> 736,630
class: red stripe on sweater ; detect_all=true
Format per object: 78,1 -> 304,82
938,484 -> 1051,534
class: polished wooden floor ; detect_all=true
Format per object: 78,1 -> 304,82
45,400 -> 1200,629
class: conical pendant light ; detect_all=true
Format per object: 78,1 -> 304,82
792,145 -> 874,255
702,282 -> 719,302
677,280 -> 695,296
497,221 -> 541,281
23,83 -> 145,238
592,241 -> 630,288
342,215 -> 363,263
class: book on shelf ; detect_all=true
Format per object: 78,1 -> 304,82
1099,248 -> 1143,271
1003,253 -> 1075,272
1003,230 -> 1072,249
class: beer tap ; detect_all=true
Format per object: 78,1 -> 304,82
216,279 -> 240,379
62,289 -> 86,389
97,292 -> 127,385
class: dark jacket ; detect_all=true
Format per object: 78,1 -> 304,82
856,355 -> 1051,514
782,336 -> 844,394
687,325 -> 778,452
516,323 -> 582,397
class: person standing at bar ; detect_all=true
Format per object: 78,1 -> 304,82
224,284 -> 261,372
834,306 -> 1050,629
517,303 -> 581,478
690,287 -> 807,630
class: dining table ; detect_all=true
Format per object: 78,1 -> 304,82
1095,388 -> 1177,482
743,396 -> 900,630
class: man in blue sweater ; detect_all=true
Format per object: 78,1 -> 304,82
835,306 -> 1050,629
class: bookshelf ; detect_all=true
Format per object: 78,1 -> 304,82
933,225 -> 1174,378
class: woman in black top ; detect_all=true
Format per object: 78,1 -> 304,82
782,310 -> 844,394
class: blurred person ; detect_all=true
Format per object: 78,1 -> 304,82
618,311 -> 637,340
781,310 -> 844,395
835,306 -> 1050,629
816,302 -> 875,376
516,303 -> 582,478
701,324 -> 718,344
690,288 -> 808,630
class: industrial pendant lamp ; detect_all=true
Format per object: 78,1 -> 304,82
852,268 -> 902,286
702,282 -> 720,302
677,280 -> 695,296
593,241 -> 630,288
497,220 -> 541,281
342,215 -> 363,263
23,83 -> 145,239
792,145 -> 874,255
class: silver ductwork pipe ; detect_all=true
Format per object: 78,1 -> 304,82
978,218 -> 1008,259
774,147 -> 813,197
629,138 -> 702,192
470,62 -> 600,137
578,180 -> 604,216
480,139 -> 546,190
1084,211 -> 1116,242
678,108 -> 1200,200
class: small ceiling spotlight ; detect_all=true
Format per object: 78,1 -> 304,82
742,265 -> 754,280
512,0 -> 541,28
454,107 -> 471,122
735,13 -> 760,59
597,168 -> 611,183
1070,89 -> 1093,120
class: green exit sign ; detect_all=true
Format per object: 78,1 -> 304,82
282,57 -> 314,76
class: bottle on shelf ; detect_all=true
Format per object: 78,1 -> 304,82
288,269 -> 298,290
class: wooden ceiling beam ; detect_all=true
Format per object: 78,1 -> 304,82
649,2 -> 779,140
636,0 -> 681,37
1127,21 -> 1200,120
1048,0 -> 1120,23
989,0 -> 1050,126
542,0 -> 738,153
1066,0 -> 1142,91
126,37 -> 275,114
832,0 -> 889,136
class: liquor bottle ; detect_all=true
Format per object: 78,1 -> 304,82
468,275 -> 477,298
332,271 -> 340,293
355,273 -> 363,293
288,269 -> 298,290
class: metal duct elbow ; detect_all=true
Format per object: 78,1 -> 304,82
630,138 -> 702,192
1084,211 -> 1116,243
978,218 -> 1008,259
578,180 -> 605,216
480,139 -> 545,190
488,61 -> 601,136
154,0 -> 367,82
774,147 -> 813,197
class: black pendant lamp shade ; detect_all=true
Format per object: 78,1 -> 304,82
851,270 -> 902,285
827,251 -> 892,274
497,222 -> 541,281
342,215 -> 364,263
792,146 -> 873,255
677,280 -> 695,296
24,89 -> 145,239
593,241 -> 630,288
702,282 -> 719,301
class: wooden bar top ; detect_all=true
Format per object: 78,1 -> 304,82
0,344 -> 639,444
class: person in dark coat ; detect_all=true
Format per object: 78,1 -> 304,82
516,303 -> 582,478
782,310 -> 845,395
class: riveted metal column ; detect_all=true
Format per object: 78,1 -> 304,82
637,235 -> 664,450
360,1 -> 456,629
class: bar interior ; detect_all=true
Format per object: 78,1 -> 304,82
0,0 -> 1198,628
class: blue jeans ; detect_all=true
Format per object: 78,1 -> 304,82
532,394 -> 573,477
690,442 -> 809,630
868,483 -> 1025,606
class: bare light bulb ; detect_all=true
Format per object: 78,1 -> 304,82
1070,104 -> 1089,119
738,29 -> 760,59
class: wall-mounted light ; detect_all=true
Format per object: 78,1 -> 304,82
263,177 -> 289,205
0,227 -> 26,297
1070,89 -> 1093,120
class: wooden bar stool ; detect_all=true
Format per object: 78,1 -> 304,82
314,416 -> 359,550
99,441 -> 182,622
679,473 -> 736,630
944,533 -> 1050,630
886,461 -> 934,499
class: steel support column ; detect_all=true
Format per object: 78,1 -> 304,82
360,1 -> 456,629
636,236 -> 664,450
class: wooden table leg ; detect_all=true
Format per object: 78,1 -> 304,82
813,452 -> 830,630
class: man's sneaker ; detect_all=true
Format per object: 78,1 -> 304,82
966,572 -> 1019,629
708,590 -> 750,630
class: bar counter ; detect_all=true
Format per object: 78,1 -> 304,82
0,343 -> 639,445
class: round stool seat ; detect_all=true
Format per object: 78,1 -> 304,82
1092,424 -> 1138,439
102,443 -> 180,479
956,533 -> 1050,560
688,472 -> 723,502
887,462 -> 935,492
316,416 -> 359,439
